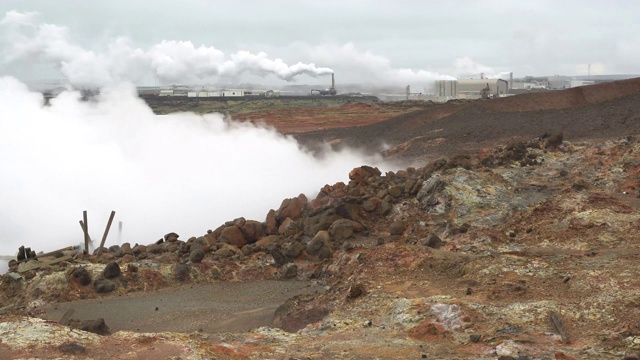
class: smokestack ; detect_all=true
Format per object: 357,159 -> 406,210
331,73 -> 335,89
509,72 -> 513,92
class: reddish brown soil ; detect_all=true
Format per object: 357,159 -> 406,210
234,101 -> 429,134
294,77 -> 640,164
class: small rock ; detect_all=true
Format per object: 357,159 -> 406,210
389,221 -> 405,235
68,318 -> 111,335
71,267 -> 92,286
388,185 -> 403,198
347,283 -> 366,299
108,245 -> 121,255
378,200 -> 392,215
174,264 -> 190,281
189,249 -> 205,263
423,233 -> 443,249
94,278 -> 115,293
284,264 -> 298,279
307,231 -> 330,256
58,342 -> 86,355
102,262 -> 121,279
126,264 -> 138,273
469,334 -> 481,343
271,248 -> 288,266
164,232 -> 179,242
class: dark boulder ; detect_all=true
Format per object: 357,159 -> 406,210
71,267 -> 92,286
102,262 -> 121,279
94,278 -> 115,293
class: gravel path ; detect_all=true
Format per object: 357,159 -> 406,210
40,280 -> 323,334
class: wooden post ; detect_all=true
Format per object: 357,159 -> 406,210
96,211 -> 116,256
82,210 -> 89,254
79,220 -> 92,254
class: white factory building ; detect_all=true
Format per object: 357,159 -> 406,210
435,78 -> 509,101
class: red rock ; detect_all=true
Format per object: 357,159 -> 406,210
266,209 -> 278,235
278,217 -> 294,235
241,220 -> 264,243
218,225 -> 247,248
276,197 -> 305,222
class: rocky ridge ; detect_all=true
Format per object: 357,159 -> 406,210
2,132 -> 640,358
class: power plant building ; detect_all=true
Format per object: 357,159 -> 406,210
457,79 -> 509,98
435,80 -> 458,98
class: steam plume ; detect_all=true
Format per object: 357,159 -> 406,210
0,76 -> 387,262
0,11 -> 334,87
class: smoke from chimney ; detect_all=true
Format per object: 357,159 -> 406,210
0,11 -> 334,87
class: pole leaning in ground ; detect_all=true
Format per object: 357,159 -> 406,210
96,211 -> 116,256
82,210 -> 89,254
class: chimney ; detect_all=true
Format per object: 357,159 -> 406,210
331,73 -> 335,89
509,72 -> 513,91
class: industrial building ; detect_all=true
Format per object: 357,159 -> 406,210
435,78 -> 508,100
457,79 -> 509,99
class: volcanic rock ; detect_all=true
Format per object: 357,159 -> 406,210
94,278 -> 115,293
102,262 -> 121,279
219,225 -> 247,248
270,248 -> 288,266
70,267 -> 92,286
388,185 -> 403,198
233,217 -> 246,228
190,236 -> 210,252
108,245 -> 121,255
307,230 -> 331,256
241,220 -> 264,243
362,197 -> 381,212
304,207 -> 342,236
189,249 -> 205,263
377,200 -> 392,215
329,219 -> 364,240
173,264 -> 190,282
275,196 -> 306,223
266,209 -> 278,235
120,243 -> 133,255
347,283 -> 366,299
389,221 -> 405,235
278,217 -> 294,235
164,232 -> 179,242
423,233 -> 444,249
58,342 -> 86,355
255,235 -> 280,248
68,318 -> 111,335
213,245 -> 237,260
284,264 -> 298,279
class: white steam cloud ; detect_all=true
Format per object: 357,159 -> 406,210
0,11 -> 333,87
453,56 -> 511,79
305,42 -> 456,87
0,76 -> 388,261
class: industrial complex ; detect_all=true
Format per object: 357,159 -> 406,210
34,72 -> 639,103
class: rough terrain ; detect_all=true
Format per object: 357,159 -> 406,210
2,78 -> 640,359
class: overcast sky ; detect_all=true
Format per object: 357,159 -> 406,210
1,0 -> 639,87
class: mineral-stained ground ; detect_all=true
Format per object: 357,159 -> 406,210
2,79 -> 640,359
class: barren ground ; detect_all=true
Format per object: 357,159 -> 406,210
2,79 -> 640,359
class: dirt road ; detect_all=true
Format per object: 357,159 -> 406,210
39,280 -> 324,334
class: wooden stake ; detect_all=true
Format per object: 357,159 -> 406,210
96,211 -> 116,256
82,210 -> 89,254
79,220 -> 92,254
